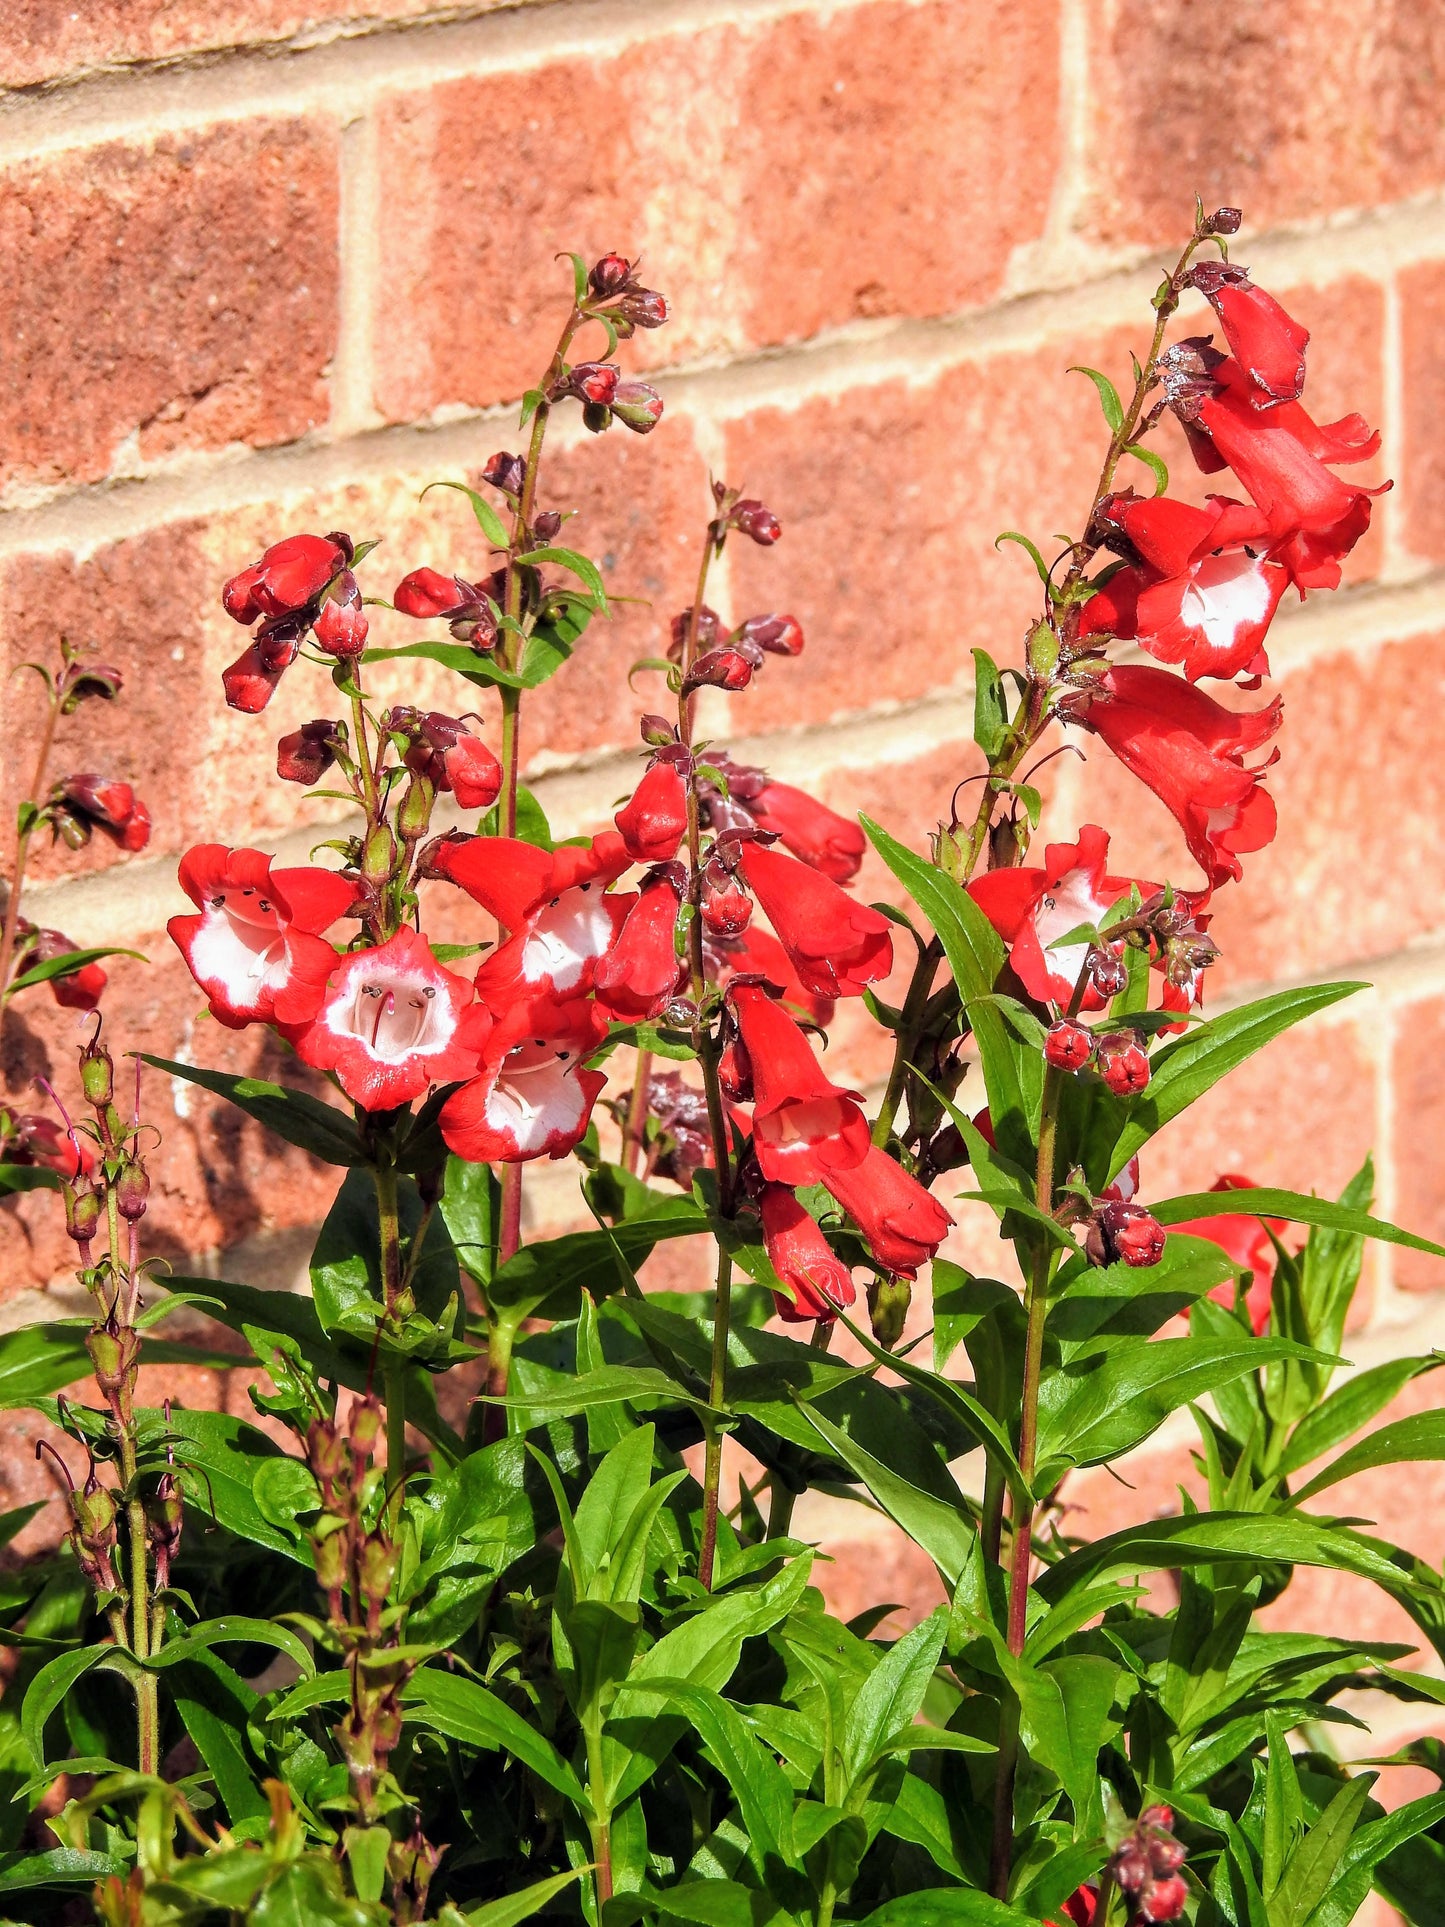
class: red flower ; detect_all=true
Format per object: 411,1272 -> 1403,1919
819,1145 -> 953,1275
969,825 -> 1142,1008
1174,1173 -> 1284,1335
1083,492 -> 1288,686
759,1183 -> 856,1323
59,775 -> 151,852
312,595 -> 368,660
168,845 -> 355,1030
222,640 -> 289,714
1089,1198 -> 1166,1268
1044,1020 -> 1093,1072
1186,357 -> 1385,591
399,714 -> 502,810
594,875 -> 685,1022
615,760 -> 688,865
36,932 -> 107,1011
223,533 -> 348,627
0,1112 -> 96,1180
1081,667 -> 1281,890
1046,1886 -> 1098,1927
1096,1032 -> 1150,1096
394,568 -> 473,620
717,925 -> 836,1029
1190,262 -> 1309,406
683,647 -> 755,694
440,995 -> 608,1163
432,833 -> 634,1002
291,928 -> 481,1111
737,843 -> 892,999
730,984 -> 870,1186
748,781 -> 864,883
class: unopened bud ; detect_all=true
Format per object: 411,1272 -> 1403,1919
732,499 -> 780,545
588,252 -> 632,297
64,1178 -> 102,1244
1086,943 -> 1128,999
350,1395 -> 383,1459
60,662 -> 124,713
398,775 -> 435,843
115,1155 -> 150,1222
867,1272 -> 913,1349
582,401 -> 612,435
80,1037 -> 114,1107
481,450 -> 526,496
565,361 -> 620,406
1206,205 -> 1242,235
617,288 -> 669,329
610,380 -> 664,434
277,718 -> 338,786
702,879 -> 753,935
1088,1199 -> 1166,1270
360,1533 -> 399,1605
1096,1032 -> 1150,1097
682,647 -> 755,696
1044,1020 -> 1093,1073
313,1525 -> 348,1595
361,822 -> 396,883
312,595 -> 369,660
734,612 -> 803,657
640,714 -> 675,747
532,509 -> 563,541
87,1322 -> 141,1397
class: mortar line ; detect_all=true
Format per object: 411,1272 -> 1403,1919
332,111 -> 383,437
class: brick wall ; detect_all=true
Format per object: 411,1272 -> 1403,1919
2,2 -> 1444,1890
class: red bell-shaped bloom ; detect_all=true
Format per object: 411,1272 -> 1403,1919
440,995 -> 608,1163
444,734 -> 502,810
1186,357 -> 1385,591
615,760 -> 688,864
1082,493 -> 1288,685
1046,1884 -> 1099,1927
1082,666 -> 1281,890
1174,1173 -> 1284,1335
168,845 -> 356,1030
223,533 -> 347,626
820,1145 -> 952,1275
737,842 -> 891,999
59,775 -> 152,852
432,832 -> 634,1002
594,875 -> 685,1022
759,1183 -> 856,1323
730,983 -> 870,1186
1190,263 -> 1309,406
222,641 -> 286,714
290,927 -> 482,1112
969,824 -> 1145,1009
717,926 -> 835,1029
747,781 -> 865,882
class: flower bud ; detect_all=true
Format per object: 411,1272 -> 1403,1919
702,878 -> 753,935
350,1394 -> 383,1459
617,288 -> 669,329
362,822 -> 396,883
52,809 -> 89,850
59,661 -> 124,713
588,252 -> 632,297
616,760 -> 689,865
79,1035 -> 114,1107
115,1154 -> 150,1222
734,612 -> 803,657
312,595 -> 369,659
611,380 -> 664,434
669,605 -> 722,662
87,1321 -> 141,1398
223,641 -> 285,713
1096,1032 -> 1150,1096
1086,943 -> 1128,999
732,499 -> 780,545
313,1524 -> 347,1595
1088,1198 -> 1166,1270
867,1271 -> 913,1349
1044,1020 -> 1093,1072
718,1033 -> 753,1103
442,734 -> 503,810
683,647 -> 755,695
360,1532 -> 399,1606
63,1177 -> 102,1245
60,775 -> 151,851
482,450 -> 526,496
565,361 -> 620,406
1206,205 -> 1242,234
532,508 -> 563,541
277,719 -> 338,786
640,714 -> 676,747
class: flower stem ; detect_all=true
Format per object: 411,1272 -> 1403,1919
373,1160 -> 407,1530
696,1234 -> 734,1592
620,1045 -> 654,1174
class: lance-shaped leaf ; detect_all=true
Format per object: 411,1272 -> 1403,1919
1278,1353 -> 1445,1476
1152,1186 -> 1445,1262
142,1055 -> 362,1166
1292,1408 -> 1445,1503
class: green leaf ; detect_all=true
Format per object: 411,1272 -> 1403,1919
7,944 -> 146,994
972,649 -> 1009,757
1122,442 -> 1169,494
505,1365 -> 713,1422
0,1846 -> 122,1888
639,1679 -> 800,1872
488,1210 -> 705,1326
844,1606 -> 947,1781
0,1320 -> 91,1407
792,1397 -> 973,1586
21,1645 -> 104,1767
855,1894 -> 1039,1926
1279,1354 -> 1445,1476
1102,983 -> 1364,1184
455,1869 -> 586,1927
0,1161 -> 61,1196
1292,1409 -> 1445,1503
419,477 -> 511,550
142,1616 -> 314,1678
1152,1187 -> 1445,1262
932,1263 -> 1015,1374
403,1669 -> 589,1809
170,1648 -> 268,1827
994,531 -> 1050,585
1069,364 -> 1125,432
513,544 -> 609,609
310,1166 -> 459,1342
141,1055 -> 361,1166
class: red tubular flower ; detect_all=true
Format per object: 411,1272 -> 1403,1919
1,1112 -> 96,1179
291,928 -> 481,1111
395,568 -> 476,621
277,719 -> 339,786
223,641 -> 286,714
1081,666 -> 1281,890
1190,262 -> 1309,406
615,760 -> 688,864
1047,1886 -> 1098,1927
969,825 -> 1142,1008
223,533 -> 348,627
28,930 -> 107,1011
441,995 -> 608,1163
1174,1173 -> 1284,1335
594,875 -> 685,1022
1083,492 -> 1288,685
719,925 -> 835,1028
59,775 -> 151,852
819,1145 -> 953,1274
737,843 -> 892,999
432,832 -> 634,1002
730,983 -> 870,1186
169,845 -> 354,1030
759,1183 -> 856,1323
747,781 -> 864,883
1186,358 -> 1385,590
443,735 -> 502,810
702,875 -> 753,935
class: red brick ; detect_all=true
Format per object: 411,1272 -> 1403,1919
1072,635 -> 1445,990
0,0 -> 521,86
1083,0 -> 1445,247
1399,260 -> 1445,563
372,0 -> 1060,418
0,121 -> 338,491
1392,996 -> 1445,1289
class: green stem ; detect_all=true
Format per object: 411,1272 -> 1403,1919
133,1668 -> 160,1779
696,1236 -> 735,1593
871,937 -> 942,1148
373,1161 -> 407,1529
620,1044 -> 654,1175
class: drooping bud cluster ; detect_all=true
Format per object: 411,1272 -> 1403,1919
49,773 -> 152,852
221,530 -> 363,712
1108,1805 -> 1189,1921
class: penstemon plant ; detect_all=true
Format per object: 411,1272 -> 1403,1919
6,208 -> 1445,1927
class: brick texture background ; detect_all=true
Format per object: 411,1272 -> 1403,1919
2,6 -> 1443,1909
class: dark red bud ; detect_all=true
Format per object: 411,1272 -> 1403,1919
611,380 -> 664,434
1086,943 -> 1129,998
566,361 -> 620,406
532,509 -> 563,541
588,252 -> 633,297
1044,1021 -> 1094,1072
59,663 -> 124,712
1092,1199 -> 1165,1269
1206,205 -> 1242,234
481,449 -> 527,495
735,612 -> 803,657
617,288 -> 669,328
682,647 -> 755,695
732,499 -> 780,545
115,1156 -> 150,1222
702,880 -> 753,935
277,720 -> 338,786
669,606 -> 722,662
1096,1033 -> 1150,1096
640,714 -> 676,747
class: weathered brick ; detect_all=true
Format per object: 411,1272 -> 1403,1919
372,0 -> 1060,418
1399,259 -> 1445,564
0,121 -> 338,491
1083,0 -> 1445,247
0,0 -> 526,86
1392,995 -> 1445,1289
